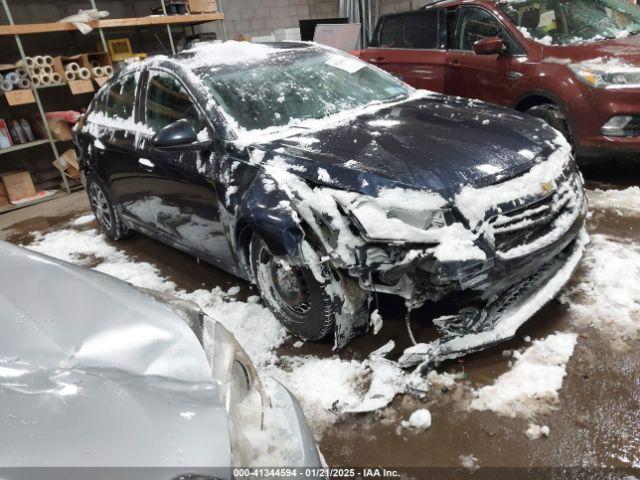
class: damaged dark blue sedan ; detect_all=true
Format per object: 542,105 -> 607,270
75,41 -> 588,366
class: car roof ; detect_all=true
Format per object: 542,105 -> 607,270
0,241 -> 230,471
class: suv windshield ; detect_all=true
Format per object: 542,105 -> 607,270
193,47 -> 410,132
498,0 -> 640,45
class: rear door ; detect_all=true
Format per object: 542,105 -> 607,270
92,72 -> 157,228
141,69 -> 235,268
445,5 -> 522,105
360,9 -> 447,92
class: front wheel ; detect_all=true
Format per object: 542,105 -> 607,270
250,236 -> 338,341
526,103 -> 574,149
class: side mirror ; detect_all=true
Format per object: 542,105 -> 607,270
152,119 -> 212,151
473,36 -> 506,55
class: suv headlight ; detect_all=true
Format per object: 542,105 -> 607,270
203,319 -> 268,467
570,62 -> 640,89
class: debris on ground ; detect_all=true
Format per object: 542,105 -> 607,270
459,454 -> 480,472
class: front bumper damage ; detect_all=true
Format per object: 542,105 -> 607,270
399,228 -> 589,367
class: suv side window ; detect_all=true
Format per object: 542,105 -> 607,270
374,11 -> 440,49
456,6 -> 510,51
104,75 -> 137,120
145,71 -> 203,132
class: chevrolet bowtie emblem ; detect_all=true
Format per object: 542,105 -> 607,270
541,181 -> 554,193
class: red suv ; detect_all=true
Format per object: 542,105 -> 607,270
358,0 -> 640,162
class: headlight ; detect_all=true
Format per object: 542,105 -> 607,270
204,319 -> 268,467
347,196 -> 450,242
569,62 -> 640,89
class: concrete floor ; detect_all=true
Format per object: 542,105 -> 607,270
1,168 -> 639,478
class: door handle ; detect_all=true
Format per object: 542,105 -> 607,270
451,59 -> 461,66
138,158 -> 155,170
370,57 -> 389,65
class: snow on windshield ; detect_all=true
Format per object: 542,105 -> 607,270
190,45 -> 412,143
499,0 -> 640,45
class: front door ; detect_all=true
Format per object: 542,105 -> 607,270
360,9 -> 447,92
141,69 -> 235,268
445,6 -> 521,106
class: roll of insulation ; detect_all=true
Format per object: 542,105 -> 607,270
18,57 -> 35,69
5,72 -> 20,85
32,76 -> 42,87
30,67 -> 41,77
34,55 -> 46,66
44,55 -> 54,65
65,62 -> 80,72
90,60 -> 101,68
51,73 -> 62,84
1,79 -> 14,92
104,65 -> 114,77
77,68 -> 90,80
65,71 -> 76,82
39,74 -> 52,85
92,66 -> 104,78
42,65 -> 53,75
16,68 -> 28,78
19,78 -> 31,89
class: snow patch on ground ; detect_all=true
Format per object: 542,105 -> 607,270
561,235 -> 640,341
70,214 -> 96,226
587,187 -> 640,215
526,423 -> 550,440
459,454 -> 479,472
470,332 -> 577,418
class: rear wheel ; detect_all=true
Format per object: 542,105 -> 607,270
86,174 -> 131,241
250,236 -> 336,341
526,103 -> 574,148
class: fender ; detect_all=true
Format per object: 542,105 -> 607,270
238,170 -> 305,258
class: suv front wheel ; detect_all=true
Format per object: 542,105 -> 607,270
526,103 -> 574,149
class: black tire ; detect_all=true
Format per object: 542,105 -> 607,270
526,103 -> 574,148
85,174 -> 131,241
250,236 -> 335,341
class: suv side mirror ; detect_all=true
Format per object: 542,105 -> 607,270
473,37 -> 506,55
152,119 -> 212,151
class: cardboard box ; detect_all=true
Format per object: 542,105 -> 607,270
53,149 -> 80,179
68,79 -> 94,95
0,182 -> 9,206
33,118 -> 73,141
4,89 -> 36,106
1,171 -> 37,203
188,0 -> 217,13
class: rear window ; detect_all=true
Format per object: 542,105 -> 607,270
373,11 -> 440,49
104,75 -> 137,120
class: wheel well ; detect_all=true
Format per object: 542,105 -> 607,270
236,220 -> 254,278
515,95 -> 555,113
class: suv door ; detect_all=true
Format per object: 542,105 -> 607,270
141,69 -> 235,268
93,73 -> 157,229
360,9 -> 447,92
445,5 -> 523,105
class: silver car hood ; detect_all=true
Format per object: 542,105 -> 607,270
0,241 -> 231,476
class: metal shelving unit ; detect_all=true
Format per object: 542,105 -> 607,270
0,0 -> 225,214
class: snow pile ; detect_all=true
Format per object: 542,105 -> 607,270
587,187 -> 640,215
370,309 -> 383,335
71,214 -> 96,226
525,423 -> 550,440
562,235 -> 640,340
182,40 -> 276,69
400,409 -> 432,431
470,332 -> 577,418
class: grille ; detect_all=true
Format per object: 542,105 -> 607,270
486,172 -> 582,258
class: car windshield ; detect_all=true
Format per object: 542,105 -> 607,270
498,0 -> 640,45
193,47 -> 410,132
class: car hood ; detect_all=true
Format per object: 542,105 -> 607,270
0,241 -> 231,475
255,95 -> 560,199
541,34 -> 640,64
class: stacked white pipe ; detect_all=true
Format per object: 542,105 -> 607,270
13,55 -> 56,88
89,59 -> 113,80
1,64 -> 31,92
